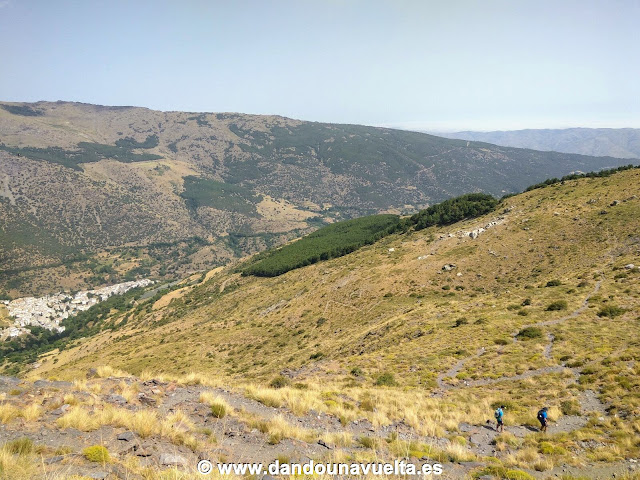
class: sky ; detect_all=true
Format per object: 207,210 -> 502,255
1,0 -> 639,131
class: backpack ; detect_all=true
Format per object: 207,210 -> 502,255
537,410 -> 545,421
494,408 -> 501,419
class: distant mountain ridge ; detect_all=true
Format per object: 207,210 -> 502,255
0,101 -> 637,295
435,127 -> 640,158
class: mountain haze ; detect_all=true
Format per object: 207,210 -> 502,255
437,128 -> 640,159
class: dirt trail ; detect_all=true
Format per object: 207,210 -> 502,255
0,369 -> 623,480
436,348 -> 484,389
437,280 -> 603,392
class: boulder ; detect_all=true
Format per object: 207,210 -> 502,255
51,404 -> 72,416
134,446 -> 152,457
106,394 -> 128,406
117,431 -> 135,441
469,432 -> 488,445
159,453 -> 188,466
44,455 -> 64,464
87,472 -> 109,480
137,393 -> 157,406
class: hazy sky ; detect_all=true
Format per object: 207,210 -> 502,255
1,0 -> 638,131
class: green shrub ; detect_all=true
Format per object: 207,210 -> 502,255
473,465 -> 535,480
546,280 -> 562,287
4,437 -> 34,455
546,300 -> 568,311
516,327 -> 543,339
517,309 -> 529,316
521,298 -> 532,306
358,436 -> 376,449
350,367 -> 364,377
268,432 -> 283,445
597,305 -> 625,318
375,372 -> 397,387
454,318 -> 468,327
210,402 -> 227,419
83,445 -> 110,463
269,375 -> 290,389
560,400 -> 581,416
539,441 -> 568,455
494,338 -> 510,345
505,470 -> 536,480
359,397 -> 376,412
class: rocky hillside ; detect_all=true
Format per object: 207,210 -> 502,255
1,169 -> 638,479
1,369 -> 637,480
1,101 -> 636,296
438,128 -> 640,159
28,168 -> 640,385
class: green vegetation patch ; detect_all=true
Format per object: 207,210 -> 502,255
242,192 -> 499,277
0,134 -> 162,171
210,402 -> 227,418
408,193 -> 498,230
83,445 -> 110,463
516,327 -> 543,339
4,437 -> 34,455
1,104 -> 44,116
546,300 -> 568,311
180,176 -> 261,215
597,305 -> 626,318
242,214 -> 400,277
524,164 -> 638,192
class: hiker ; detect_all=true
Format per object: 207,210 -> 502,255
494,405 -> 505,432
537,407 -> 549,432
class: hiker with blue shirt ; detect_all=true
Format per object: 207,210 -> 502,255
494,405 -> 505,432
537,407 -> 549,432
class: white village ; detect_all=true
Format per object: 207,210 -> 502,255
0,279 -> 153,339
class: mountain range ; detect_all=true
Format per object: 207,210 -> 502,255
1,101 -> 637,297
436,128 -> 640,159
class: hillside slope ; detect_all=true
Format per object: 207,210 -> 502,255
32,169 -> 639,388
3,169 -> 639,479
1,101 -> 636,296
438,127 -> 640,159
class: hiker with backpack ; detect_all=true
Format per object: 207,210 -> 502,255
537,407 -> 549,432
494,405 -> 505,432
